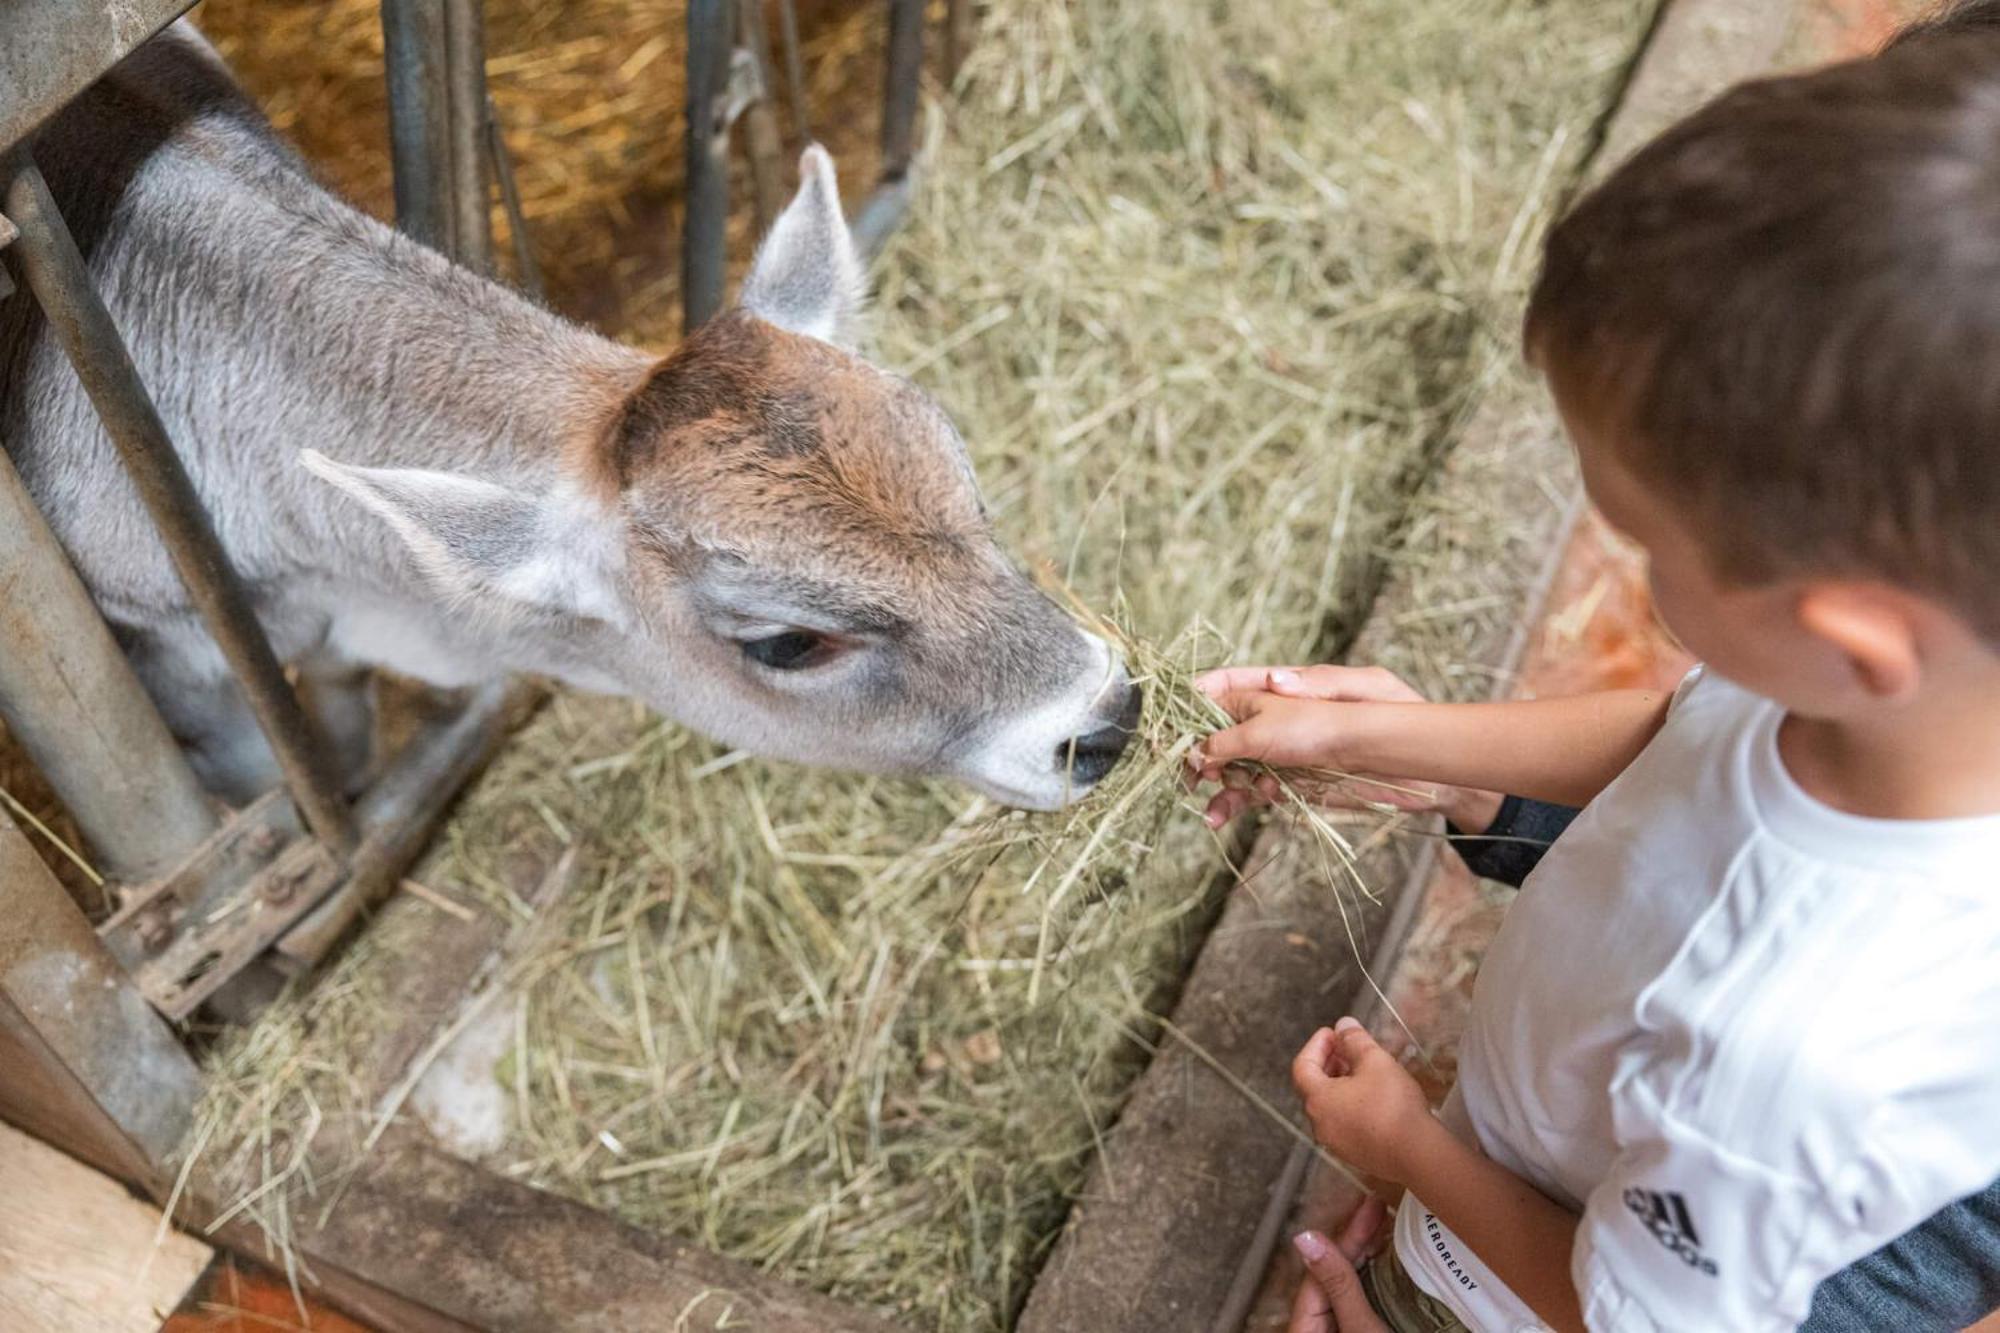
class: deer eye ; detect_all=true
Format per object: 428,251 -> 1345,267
740,630 -> 834,671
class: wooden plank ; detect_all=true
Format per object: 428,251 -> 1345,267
198,1128 -> 908,1333
0,807 -> 202,1191
1017,3 -> 1804,1330
0,1121 -> 211,1332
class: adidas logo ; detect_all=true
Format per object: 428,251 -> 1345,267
1624,1188 -> 1719,1278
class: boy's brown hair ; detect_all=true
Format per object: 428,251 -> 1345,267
1524,17 -> 2000,639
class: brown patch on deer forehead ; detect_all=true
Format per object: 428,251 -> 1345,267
599,313 -> 834,484
596,311 -> 983,536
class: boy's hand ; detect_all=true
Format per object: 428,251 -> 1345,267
1292,1017 -> 1435,1184
1287,1196 -> 1391,1333
1191,665 -> 1502,831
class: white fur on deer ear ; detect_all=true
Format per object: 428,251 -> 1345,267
739,145 -> 866,348
299,450 -> 627,627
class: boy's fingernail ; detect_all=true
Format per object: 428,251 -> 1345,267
1292,1231 -> 1332,1263
1270,669 -> 1299,688
1334,1016 -> 1363,1034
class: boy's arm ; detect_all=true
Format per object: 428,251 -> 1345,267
1198,684 -> 1672,811
1394,1120 -> 1586,1332
1294,1022 -> 1587,1333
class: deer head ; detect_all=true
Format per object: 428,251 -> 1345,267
303,148 -> 1137,810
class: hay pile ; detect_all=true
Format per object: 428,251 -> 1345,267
191,0 -> 1653,1327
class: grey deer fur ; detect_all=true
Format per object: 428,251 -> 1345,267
0,23 -> 1136,814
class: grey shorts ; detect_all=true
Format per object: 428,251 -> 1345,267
1359,1240 -> 1473,1333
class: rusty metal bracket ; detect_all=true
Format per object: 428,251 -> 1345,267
97,792 -> 343,1020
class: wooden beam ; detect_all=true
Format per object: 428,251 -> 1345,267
196,1128 -> 906,1333
0,807 -> 201,1193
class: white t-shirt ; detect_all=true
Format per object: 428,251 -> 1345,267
1393,669 -> 2000,1332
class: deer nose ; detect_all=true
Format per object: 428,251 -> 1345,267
1058,683 -> 1143,787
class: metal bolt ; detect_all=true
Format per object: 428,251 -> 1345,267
259,869 -> 298,906
135,905 -> 172,952
258,855 -> 315,906
244,823 -> 284,858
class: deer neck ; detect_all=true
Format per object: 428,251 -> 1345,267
234,210 -> 651,597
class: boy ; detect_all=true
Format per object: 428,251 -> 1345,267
1193,30 -> 2000,1333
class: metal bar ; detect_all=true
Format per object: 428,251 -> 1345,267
881,0 -> 925,182
683,0 -> 736,332
775,0 -> 812,143
484,95 -> 543,298
1209,1140 -> 1314,1333
850,178 -> 912,259
381,0 -> 452,251
443,0 -> 493,273
3,154 -> 358,854
276,679 -> 528,968
0,0 -> 198,159
0,444 -> 218,883
0,804 -> 203,1188
738,0 -> 788,233
944,0 -> 974,87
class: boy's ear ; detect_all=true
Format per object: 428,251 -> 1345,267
739,145 -> 866,349
1795,584 -> 1922,701
299,450 -> 627,627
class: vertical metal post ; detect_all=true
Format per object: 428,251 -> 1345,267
485,95 -> 543,298
775,0 -> 812,143
738,0 -> 788,233
443,0 -> 492,273
0,445 -> 218,884
0,805 -> 204,1189
944,0 -> 974,87
881,0 -> 925,182
3,155 -> 358,854
381,0 -> 452,252
683,0 -> 735,332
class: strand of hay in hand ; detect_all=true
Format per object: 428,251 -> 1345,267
1036,592 -> 1426,1050
1015,597 -> 1381,991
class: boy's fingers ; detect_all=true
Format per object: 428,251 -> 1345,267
1203,788 -> 1252,828
1292,1027 -> 1350,1095
1287,1269 -> 1333,1333
1338,1196 -> 1390,1263
1292,1231 -> 1387,1333
1195,665 -> 1302,698
1268,664 -> 1425,705
1192,715 -> 1267,768
1332,1017 -> 1391,1071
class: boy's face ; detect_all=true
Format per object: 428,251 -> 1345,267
1557,392 -> 1888,720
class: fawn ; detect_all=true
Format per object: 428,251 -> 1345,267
0,24 -> 1137,812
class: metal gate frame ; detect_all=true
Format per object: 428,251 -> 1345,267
0,0 -> 969,1324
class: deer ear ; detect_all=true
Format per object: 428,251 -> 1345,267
739,145 -> 866,348
299,450 -> 627,626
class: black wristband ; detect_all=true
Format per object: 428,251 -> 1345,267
1445,796 -> 1580,889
